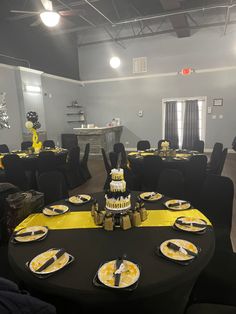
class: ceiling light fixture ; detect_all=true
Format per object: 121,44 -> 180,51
40,11 -> 60,27
110,57 -> 121,69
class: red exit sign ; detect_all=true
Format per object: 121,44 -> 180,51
180,68 -> 194,75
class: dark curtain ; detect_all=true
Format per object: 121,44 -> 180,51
164,101 -> 179,149
182,100 -> 200,150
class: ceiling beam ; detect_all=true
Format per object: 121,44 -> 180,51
160,0 -> 190,37
77,19 -> 236,47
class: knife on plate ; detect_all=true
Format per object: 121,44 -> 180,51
36,249 -> 66,272
167,242 -> 198,257
175,219 -> 206,228
15,230 -> 45,238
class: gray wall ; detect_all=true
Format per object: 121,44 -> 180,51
78,27 -> 236,149
42,75 -> 82,145
0,65 -> 23,150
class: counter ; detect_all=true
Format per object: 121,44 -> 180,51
73,126 -> 123,155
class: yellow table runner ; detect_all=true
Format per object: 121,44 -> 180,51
15,209 -> 211,231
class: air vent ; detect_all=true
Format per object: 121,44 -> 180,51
133,57 -> 147,74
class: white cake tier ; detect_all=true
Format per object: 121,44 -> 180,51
111,168 -> 124,181
105,195 -> 131,211
110,180 -> 126,192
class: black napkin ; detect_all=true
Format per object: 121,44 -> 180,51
14,230 -> 45,238
114,256 -> 125,287
46,206 -> 65,214
168,201 -> 190,208
77,195 -> 88,202
175,219 -> 206,228
167,242 -> 198,257
144,193 -> 156,200
36,249 -> 66,273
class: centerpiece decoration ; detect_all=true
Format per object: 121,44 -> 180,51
161,140 -> 170,151
25,111 -> 42,153
91,156 -> 147,231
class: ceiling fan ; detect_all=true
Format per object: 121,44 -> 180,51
10,0 -> 81,27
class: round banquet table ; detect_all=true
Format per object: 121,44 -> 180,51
8,192 -> 215,314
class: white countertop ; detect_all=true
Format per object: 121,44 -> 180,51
73,125 -> 122,130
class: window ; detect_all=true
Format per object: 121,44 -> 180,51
162,97 -> 206,148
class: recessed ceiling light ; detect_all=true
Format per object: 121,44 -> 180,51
110,56 -> 121,69
40,11 -> 60,27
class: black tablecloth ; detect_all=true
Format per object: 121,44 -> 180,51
8,192 -> 215,313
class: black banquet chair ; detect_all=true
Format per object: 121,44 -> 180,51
21,141 -> 32,151
184,155 -> 207,204
113,142 -> 127,166
61,134 -> 78,150
232,136 -> 236,151
38,171 -> 68,206
193,139 -> 204,153
2,155 -> 29,190
215,148 -> 228,175
60,146 -> 84,189
207,142 -> 223,174
0,145 -> 9,154
137,140 -> 151,151
43,140 -> 55,149
139,155 -> 163,191
101,148 -> 111,190
37,151 -> 57,175
81,143 -> 91,181
158,168 -> 185,199
158,139 -> 171,150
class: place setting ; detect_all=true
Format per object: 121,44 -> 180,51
93,254 -> 141,291
25,248 -> 75,279
173,216 -> 207,234
156,239 -> 200,266
67,194 -> 92,205
139,191 -> 163,202
11,226 -> 49,244
164,199 -> 192,210
42,204 -> 70,216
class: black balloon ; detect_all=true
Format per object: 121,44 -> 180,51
26,111 -> 38,123
33,121 -> 41,129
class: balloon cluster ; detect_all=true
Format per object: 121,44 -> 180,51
25,111 -> 41,130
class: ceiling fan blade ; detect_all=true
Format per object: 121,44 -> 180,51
10,10 -> 39,14
59,9 -> 81,17
30,18 -> 42,27
41,0 -> 53,11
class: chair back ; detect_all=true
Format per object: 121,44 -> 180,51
61,134 -> 78,150
37,151 -> 57,174
209,142 -> 223,172
137,140 -> 151,151
158,139 -> 171,150
158,168 -> 184,199
43,140 -> 55,149
21,141 -> 32,151
109,151 -> 118,169
38,171 -> 68,205
140,155 -> 163,191
82,143 -> 90,164
2,155 -> 28,190
216,148 -> 228,175
0,144 -> 9,154
198,174 -> 234,250
101,148 -> 111,174
113,143 -> 127,166
232,136 -> 236,151
193,139 -> 204,153
68,146 -> 80,167
184,155 -> 207,203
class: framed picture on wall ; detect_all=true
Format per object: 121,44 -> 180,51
213,98 -> 223,106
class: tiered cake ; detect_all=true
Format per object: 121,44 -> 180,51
105,168 -> 131,212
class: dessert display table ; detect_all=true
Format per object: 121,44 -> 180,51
9,191 -> 214,314
73,126 -> 123,155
